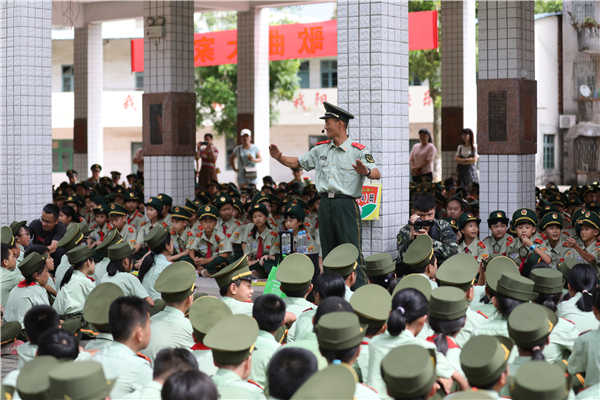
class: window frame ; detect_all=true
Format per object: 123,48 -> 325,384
61,65 -> 74,93
52,140 -> 74,172
320,60 -> 337,88
543,134 -> 555,170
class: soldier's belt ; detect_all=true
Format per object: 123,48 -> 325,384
319,193 -> 356,200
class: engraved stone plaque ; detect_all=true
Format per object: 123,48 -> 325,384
488,91 -> 507,142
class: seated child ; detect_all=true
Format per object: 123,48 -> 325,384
483,210 -> 513,256
168,206 -> 196,264
245,204 -> 279,278
191,205 -> 233,278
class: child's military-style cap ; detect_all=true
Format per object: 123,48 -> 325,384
585,201 -> 600,213
154,262 -> 197,302
381,345 -> 437,399
157,193 -> 172,207
350,284 -> 391,329
145,196 -> 165,211
315,312 -> 366,351
67,245 -> 94,265
319,101 -> 354,123
249,203 -> 269,219
124,189 -> 139,201
107,203 -> 128,217
530,268 -> 564,295
578,210 -> 600,230
443,217 -> 459,232
251,191 -> 270,205
47,361 -> 114,400
57,224 -> 84,252
90,164 -> 102,172
82,283 -> 124,332
66,169 -> 78,177
198,204 -> 219,220
95,230 -> 121,257
53,189 -> 68,201
434,191 -> 446,206
207,180 -> 219,188
291,364 -> 356,400
444,391 -> 495,400
211,255 -> 252,289
144,226 -> 169,250
189,295 -> 233,342
436,253 -> 478,292
511,361 -> 568,400
487,210 -> 509,226
214,192 -> 233,208
429,287 -> 468,320
363,252 -> 395,277
558,257 -> 578,279
16,355 -> 59,400
276,253 -> 314,292
485,256 -> 519,294
323,243 -> 359,277
92,205 -> 108,217
457,212 -> 480,230
78,222 -> 91,237
403,235 -> 434,269
18,252 -> 48,278
107,242 -> 135,261
204,314 -> 258,364
460,335 -> 514,387
508,303 -> 557,348
496,273 -> 538,301
283,203 -> 306,222
171,205 -> 192,220
232,198 -> 244,215
0,226 -> 14,246
9,221 -> 26,237
184,198 -> 200,213
392,273 -> 432,300
512,208 -> 538,226
540,212 -> 564,230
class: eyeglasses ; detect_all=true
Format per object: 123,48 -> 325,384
41,216 -> 57,225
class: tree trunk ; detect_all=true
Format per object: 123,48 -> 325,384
431,95 -> 442,182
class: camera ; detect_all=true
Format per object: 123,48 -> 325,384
413,219 -> 435,231
200,141 -> 208,146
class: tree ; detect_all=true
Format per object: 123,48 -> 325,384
194,10 -> 301,139
408,1 -> 442,180
534,1 -> 562,14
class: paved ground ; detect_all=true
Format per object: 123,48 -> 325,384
0,275 -> 265,380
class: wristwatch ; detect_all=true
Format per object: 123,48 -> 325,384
528,244 -> 536,252
366,167 -> 372,177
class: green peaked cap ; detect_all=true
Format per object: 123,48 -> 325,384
363,252 -> 395,277
276,253 -> 314,292
189,295 -> 233,342
460,335 -> 514,387
323,243 -> 359,277
107,242 -> 135,261
171,205 -> 192,220
198,204 -> 219,220
0,226 -> 14,246
107,202 -> 128,216
83,283 -> 124,329
540,211 -> 564,230
66,245 -> 94,265
457,212 -> 481,230
57,224 -> 84,252
429,286 -> 468,321
157,193 -> 173,206
47,361 -> 114,400
485,256 -> 519,293
530,268 -> 564,295
381,344 -> 437,399
508,303 -> 557,348
95,230 -> 122,257
558,257 -> 578,279
291,364 -> 356,400
17,355 -> 59,400
350,284 -> 391,328
211,255 -> 252,289
145,196 -> 165,211
511,361 -> 568,400
315,311 -> 366,351
319,101 -> 354,123
512,208 -> 538,226
392,273 -> 432,300
18,252 -> 47,278
403,235 -> 434,269
144,226 -> 169,250
204,314 -> 258,365
496,273 -> 538,301
154,261 -> 197,302
436,253 -> 479,292
9,221 -> 26,237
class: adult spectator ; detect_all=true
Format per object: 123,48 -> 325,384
195,133 -> 219,189
409,128 -> 436,182
132,148 -> 144,180
230,129 -> 262,188
396,193 -> 458,271
28,204 -> 67,267
454,128 -> 479,188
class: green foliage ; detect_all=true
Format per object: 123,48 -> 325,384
534,1 -> 562,15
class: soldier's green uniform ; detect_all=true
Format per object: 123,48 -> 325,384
135,197 -> 169,248
124,189 -> 146,229
101,243 -> 150,299
54,224 -> 86,290
168,206 -> 196,265
15,355 -> 60,399
212,256 -> 254,316
568,328 -> 600,387
349,284 -> 391,384
539,212 -> 571,269
190,205 -> 233,274
140,227 -> 172,301
557,292 -> 600,333
107,203 -> 137,248
483,211 -> 513,256
380,345 -> 438,400
248,330 -> 281,389
244,204 -> 280,273
457,212 -> 490,265
506,208 -> 552,273
91,229 -> 121,283
47,361 -> 114,400
157,193 -> 173,228
402,235 -> 439,290
205,314 -> 267,399
81,282 -> 123,351
291,365 -> 356,400
295,102 -> 379,289
511,361 -> 569,400
396,218 -> 459,266
323,243 -> 360,301
0,263 -> 22,308
189,295 -> 233,376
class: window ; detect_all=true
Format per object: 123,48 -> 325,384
135,72 -> 144,91
573,61 -> 596,99
62,65 -> 74,92
298,61 -> 310,89
52,140 -> 73,172
225,138 -> 235,171
543,134 -> 555,170
309,135 -> 328,150
321,60 -> 337,88
131,142 -> 142,174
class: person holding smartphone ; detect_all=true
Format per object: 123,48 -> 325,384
196,133 -> 219,189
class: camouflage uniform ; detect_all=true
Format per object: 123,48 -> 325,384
396,219 -> 458,265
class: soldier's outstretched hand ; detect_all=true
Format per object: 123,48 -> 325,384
269,144 -> 282,160
352,159 -> 369,175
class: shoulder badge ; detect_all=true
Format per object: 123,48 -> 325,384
248,232 -> 253,237
304,222 -> 310,227
187,231 -> 193,237
128,227 -> 134,233
534,238 -> 544,245
140,221 -> 146,227
478,241 -> 486,249
351,142 -> 366,150
506,236 -> 513,246
477,310 -> 489,319
270,231 -> 278,237
90,224 -> 97,229
596,242 -> 600,246
365,154 -> 375,163
162,222 -> 168,227
215,235 -> 220,242
235,220 -> 241,226
315,140 -> 331,146
563,232 -> 570,237
541,233 -> 547,240
137,352 -> 151,363
196,232 -> 202,237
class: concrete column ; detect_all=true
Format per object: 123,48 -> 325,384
0,1 -> 53,225
440,1 -> 477,180
143,1 -> 196,206
73,23 -> 103,179
478,1 -> 536,236
337,1 -> 410,258
236,7 -> 270,180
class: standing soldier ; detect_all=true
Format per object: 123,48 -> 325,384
269,102 -> 381,288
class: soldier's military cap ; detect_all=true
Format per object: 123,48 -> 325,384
107,203 -> 127,217
457,212 -> 480,231
214,192 -> 233,208
316,312 -> 365,351
113,188 -> 125,199
232,198 -> 244,215
19,252 -> 47,278
107,242 -> 135,261
436,253 -> 478,292
207,180 -> 219,188
291,364 -> 355,400
511,361 -> 568,400
67,245 -> 94,265
496,273 -> 538,301
95,230 -> 121,257
251,191 -> 270,205
204,314 -> 258,364
485,256 -> 519,293
461,335 -> 514,387
283,203 -> 306,222
53,189 -> 68,201
540,203 -> 559,219
540,212 -> 564,231
47,361 -> 114,400
157,193 -> 173,207
363,252 -> 395,277
17,355 -> 59,400
211,255 -> 252,289
443,217 -> 459,232
508,303 -> 557,348
531,268 -> 563,295
381,345 -> 437,399
123,189 -> 139,202
90,164 -> 102,172
549,194 -> 566,207
319,101 -> 355,123
65,193 -> 84,209
145,196 -> 165,211
558,257 -> 578,279
229,187 -> 242,199
189,295 -> 233,342
276,253 -> 314,292
392,274 -> 432,300
110,171 -> 121,177
469,181 -> 480,191
578,210 -> 600,230
66,169 -> 78,177
0,226 -> 15,246
429,286 -> 468,320
249,203 -> 269,219
268,193 -> 280,207
83,283 -> 124,331
76,222 -> 90,238
57,224 -> 84,252
144,226 -> 169,250
9,220 -> 26,237
171,205 -> 192,220
580,185 -> 594,200
487,210 -> 509,226
350,284 -> 391,329
467,199 -> 479,212
571,208 -> 588,225
184,198 -> 200,213
198,204 -> 219,220
566,185 -> 580,194
416,175 -> 433,185
536,198 -> 551,211
585,201 -> 600,213
291,198 -> 309,211
512,208 -> 538,226
403,235 -> 434,269
323,243 -> 359,277
154,262 -> 196,302
126,173 -> 135,179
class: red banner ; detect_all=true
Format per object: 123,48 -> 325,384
131,12 -> 438,72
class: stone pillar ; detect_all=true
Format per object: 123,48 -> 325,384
73,23 -> 103,179
441,1 -> 477,180
0,1 -> 53,225
337,1 -> 410,258
478,1 -> 536,236
236,7 -> 270,180
143,1 -> 196,206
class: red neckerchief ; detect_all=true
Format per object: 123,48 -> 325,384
426,335 -> 460,349
86,276 -> 95,283
128,210 -> 140,225
191,343 -> 210,351
17,280 -> 37,288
